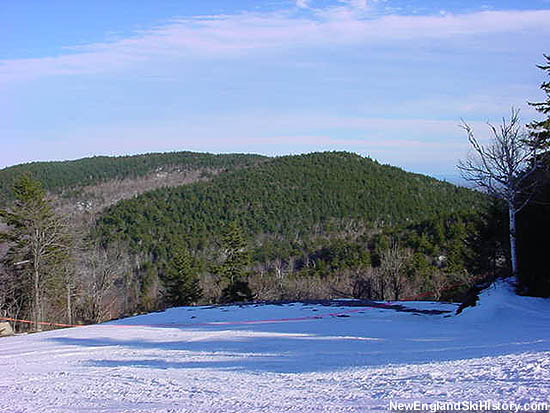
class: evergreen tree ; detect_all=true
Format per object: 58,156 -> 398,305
165,249 -> 202,306
517,159 -> 550,296
218,222 -> 250,284
0,175 -> 72,330
217,222 -> 252,302
140,264 -> 162,312
517,55 -> 550,296
527,54 -> 550,149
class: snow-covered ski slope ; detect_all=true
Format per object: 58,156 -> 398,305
1,280 -> 549,412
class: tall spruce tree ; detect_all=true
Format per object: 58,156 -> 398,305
217,222 -> 252,302
165,249 -> 202,306
527,54 -> 550,150
219,222 -> 250,283
517,54 -> 550,296
0,175 -> 71,330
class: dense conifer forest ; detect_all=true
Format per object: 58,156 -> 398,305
98,152 -> 484,242
0,152 -> 267,203
517,155 -> 550,296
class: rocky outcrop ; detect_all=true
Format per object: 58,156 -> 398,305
0,322 -> 14,337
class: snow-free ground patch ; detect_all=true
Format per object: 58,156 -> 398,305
1,279 -> 549,412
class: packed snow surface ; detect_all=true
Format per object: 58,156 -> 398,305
1,279 -> 549,412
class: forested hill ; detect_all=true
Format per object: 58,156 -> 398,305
0,152 -> 267,202
97,152 -> 486,255
1,150 -> 494,318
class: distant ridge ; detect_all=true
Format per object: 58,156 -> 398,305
0,151 -> 268,202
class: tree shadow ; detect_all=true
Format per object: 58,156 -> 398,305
49,319 -> 550,374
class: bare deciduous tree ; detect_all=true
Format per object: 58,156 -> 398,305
458,109 -> 538,277
0,263 -> 26,327
429,270 -> 448,301
0,175 -> 73,331
380,243 -> 412,301
79,241 -> 130,323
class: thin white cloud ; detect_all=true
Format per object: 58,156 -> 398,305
294,0 -> 310,9
1,7 -> 549,84
339,0 -> 369,11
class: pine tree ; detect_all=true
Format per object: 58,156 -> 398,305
165,249 -> 202,306
527,54 -> 550,149
219,222 -> 250,284
516,54 -> 550,296
217,222 -> 252,302
0,175 -> 72,330
139,264 -> 162,313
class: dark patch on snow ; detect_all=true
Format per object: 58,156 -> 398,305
456,276 -> 498,315
198,299 -> 452,315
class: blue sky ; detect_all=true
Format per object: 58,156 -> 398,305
1,0 -> 549,179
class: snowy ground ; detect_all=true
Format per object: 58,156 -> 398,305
1,280 -> 549,412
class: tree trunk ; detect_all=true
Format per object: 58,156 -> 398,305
66,283 -> 72,325
508,204 -> 519,277
34,266 -> 42,331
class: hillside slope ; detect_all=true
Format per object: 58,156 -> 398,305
97,151 -> 486,255
0,151 -> 267,203
0,280 -> 548,412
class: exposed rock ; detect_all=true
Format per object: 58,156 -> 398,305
0,322 -> 14,337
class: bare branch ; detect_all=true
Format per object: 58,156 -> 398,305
457,108 -> 539,277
